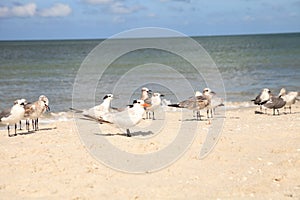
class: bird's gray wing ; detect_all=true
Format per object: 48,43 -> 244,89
0,109 -> 11,120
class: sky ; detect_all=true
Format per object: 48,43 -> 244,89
0,0 -> 299,40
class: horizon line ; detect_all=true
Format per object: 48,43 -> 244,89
0,31 -> 299,42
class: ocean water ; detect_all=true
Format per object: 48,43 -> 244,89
0,33 -> 299,113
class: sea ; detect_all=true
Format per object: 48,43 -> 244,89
0,33 -> 299,120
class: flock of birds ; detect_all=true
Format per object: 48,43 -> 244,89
72,87 -> 223,137
0,95 -> 50,137
252,88 -> 299,115
0,87 -> 299,138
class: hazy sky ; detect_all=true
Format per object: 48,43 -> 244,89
0,0 -> 299,40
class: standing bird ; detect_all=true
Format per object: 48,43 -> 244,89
81,94 -> 114,118
278,88 -> 299,114
0,99 -> 26,137
252,88 -> 271,113
203,88 -> 224,118
85,100 -> 150,137
140,87 -> 152,119
24,95 -> 50,131
168,91 -> 211,121
146,92 -> 164,120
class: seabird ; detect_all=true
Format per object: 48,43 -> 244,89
85,99 -> 150,137
168,91 -> 210,121
0,99 -> 26,137
252,88 -> 271,113
203,88 -> 224,118
81,94 -> 114,118
140,87 -> 152,119
146,92 -> 164,120
24,95 -> 50,131
278,88 -> 299,114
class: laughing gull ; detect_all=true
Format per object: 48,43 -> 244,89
252,88 -> 271,113
202,88 -> 224,118
252,88 -> 286,115
0,99 -> 26,137
168,90 -> 211,121
278,88 -> 299,114
84,99 -> 150,137
146,92 -> 164,120
24,95 -> 50,131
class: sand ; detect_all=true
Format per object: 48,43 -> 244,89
0,102 -> 300,199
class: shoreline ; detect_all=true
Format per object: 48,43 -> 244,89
0,102 -> 299,199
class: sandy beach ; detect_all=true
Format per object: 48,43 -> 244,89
1,102 -> 300,199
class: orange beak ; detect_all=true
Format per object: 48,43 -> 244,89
142,103 -> 151,107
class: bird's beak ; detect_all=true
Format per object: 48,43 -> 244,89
210,91 -> 216,95
160,94 -> 165,97
142,103 -> 151,107
46,105 -> 50,112
148,90 -> 152,94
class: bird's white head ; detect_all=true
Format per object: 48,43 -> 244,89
260,88 -> 271,102
39,95 -> 50,111
14,98 -> 27,107
279,88 -> 286,97
152,92 -> 164,98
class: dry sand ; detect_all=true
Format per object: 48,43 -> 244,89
0,102 -> 300,199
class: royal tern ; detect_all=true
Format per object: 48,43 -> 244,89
24,95 -> 50,131
85,99 -> 150,137
82,94 -> 114,118
146,92 -> 164,120
0,99 -> 26,137
278,88 -> 299,114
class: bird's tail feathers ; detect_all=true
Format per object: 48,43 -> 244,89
69,107 -> 83,113
168,104 -> 181,108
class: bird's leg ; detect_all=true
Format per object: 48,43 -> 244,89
206,110 -> 209,119
126,129 -> 132,137
14,124 -> 17,136
273,108 -> 275,115
19,121 -> 22,130
152,111 -> 155,120
197,111 -> 201,121
32,119 -> 35,130
289,106 -> 292,114
7,126 -> 11,137
277,109 -> 280,115
210,109 -> 214,118
26,120 -> 29,132
36,118 -> 39,131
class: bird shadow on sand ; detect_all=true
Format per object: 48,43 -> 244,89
17,127 -> 57,135
181,118 -> 209,122
254,110 -> 300,116
94,131 -> 154,137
